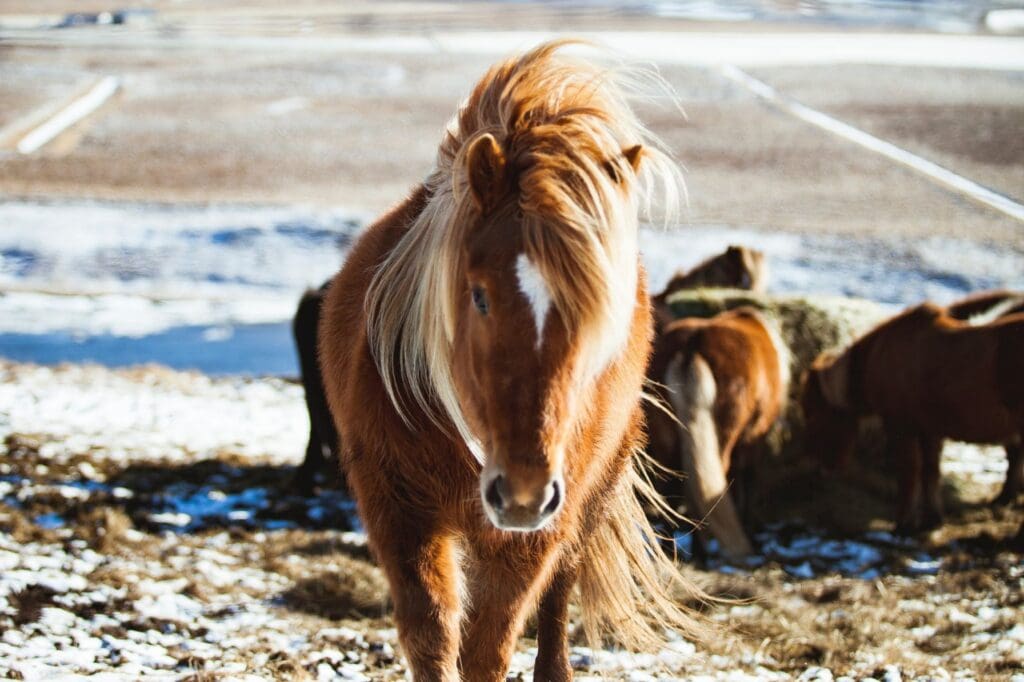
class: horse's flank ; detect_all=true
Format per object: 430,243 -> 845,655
803,300 -> 1024,530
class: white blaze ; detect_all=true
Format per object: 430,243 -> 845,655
516,253 -> 552,349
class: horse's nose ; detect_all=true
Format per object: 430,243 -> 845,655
483,473 -> 563,532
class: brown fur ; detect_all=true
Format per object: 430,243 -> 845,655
654,245 -> 767,305
646,307 -> 788,559
802,299 -> 1024,533
318,42 -> 707,681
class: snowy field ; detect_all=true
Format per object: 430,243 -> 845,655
0,198 -> 1022,679
1,199 -> 1021,375
0,360 -> 1022,680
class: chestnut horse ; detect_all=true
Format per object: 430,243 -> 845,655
319,42 -> 706,680
647,307 -> 789,558
652,245 -> 767,308
802,299 -> 1024,533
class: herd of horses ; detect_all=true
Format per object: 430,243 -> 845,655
283,41 -> 1022,679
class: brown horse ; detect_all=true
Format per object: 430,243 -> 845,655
319,42 -> 707,680
802,299 -> 1024,533
647,307 -> 789,559
652,245 -> 767,309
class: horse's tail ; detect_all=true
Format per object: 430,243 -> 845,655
577,451 -> 715,651
666,352 -> 753,560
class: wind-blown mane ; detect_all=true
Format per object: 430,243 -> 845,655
365,41 -> 684,458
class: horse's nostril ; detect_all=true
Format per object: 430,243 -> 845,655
542,480 -> 561,516
485,476 -> 505,512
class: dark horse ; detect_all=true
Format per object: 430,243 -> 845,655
290,283 -> 344,495
802,295 -> 1024,533
317,42 -> 708,679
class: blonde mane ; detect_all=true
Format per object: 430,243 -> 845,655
365,41 -> 685,461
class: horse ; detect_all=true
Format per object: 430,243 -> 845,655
318,42 -> 708,680
652,244 -> 767,309
290,283 -> 345,495
802,299 -> 1024,533
646,307 -> 789,559
290,243 -> 767,494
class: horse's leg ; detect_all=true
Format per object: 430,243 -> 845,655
372,519 -> 462,681
890,422 -> 923,533
533,559 -> 580,682
291,287 -> 331,495
995,441 -> 1023,505
459,546 -> 559,681
918,434 -> 944,530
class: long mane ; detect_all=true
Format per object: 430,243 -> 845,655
364,40 -> 684,460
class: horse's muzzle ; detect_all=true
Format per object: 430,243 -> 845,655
481,471 -> 563,532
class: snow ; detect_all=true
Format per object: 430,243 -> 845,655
0,362 -> 307,465
1,199 -> 1020,376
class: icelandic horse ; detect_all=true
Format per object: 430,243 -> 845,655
802,296 -> 1024,533
646,307 -> 789,559
651,244 -> 767,309
318,42 -> 707,680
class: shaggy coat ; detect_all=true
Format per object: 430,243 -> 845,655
318,42 -> 706,681
647,307 -> 788,558
803,299 -> 1024,532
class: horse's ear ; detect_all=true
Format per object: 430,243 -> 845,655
604,144 -> 644,183
624,144 -> 643,172
816,351 -> 852,410
466,133 -> 507,211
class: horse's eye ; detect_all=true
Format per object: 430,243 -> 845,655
471,286 -> 489,315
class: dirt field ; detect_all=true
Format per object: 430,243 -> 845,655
1,3 -> 1023,243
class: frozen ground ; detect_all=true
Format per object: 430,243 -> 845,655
1,361 -> 1021,680
1,199 -> 1021,375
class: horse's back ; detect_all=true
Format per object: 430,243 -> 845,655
945,289 -> 1024,323
860,305 -> 1021,439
